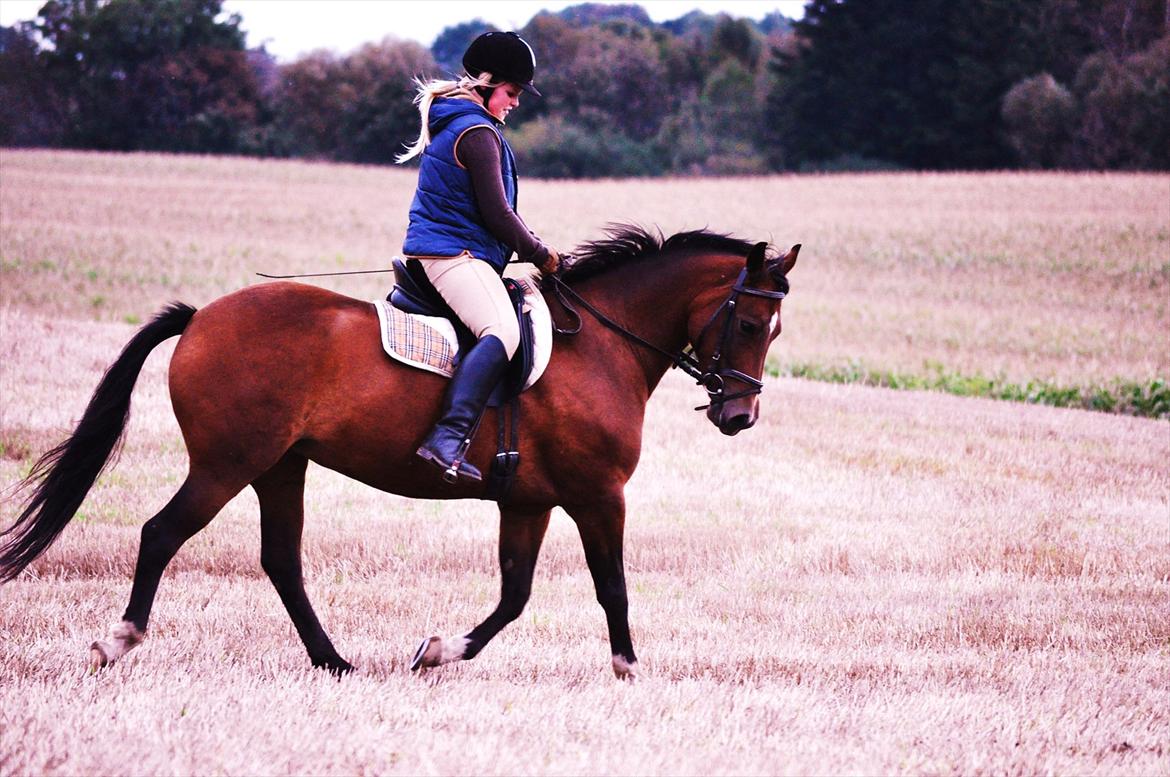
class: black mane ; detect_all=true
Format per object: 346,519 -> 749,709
564,224 -> 767,282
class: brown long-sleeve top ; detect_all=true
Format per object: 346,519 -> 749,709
454,127 -> 550,266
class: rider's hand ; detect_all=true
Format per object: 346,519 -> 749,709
539,247 -> 562,276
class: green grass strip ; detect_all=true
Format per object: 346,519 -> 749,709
766,359 -> 1169,420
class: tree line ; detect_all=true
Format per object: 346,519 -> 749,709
1,0 -> 1166,176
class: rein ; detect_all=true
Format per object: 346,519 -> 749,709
550,270 -> 785,412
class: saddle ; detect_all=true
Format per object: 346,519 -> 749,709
376,258 -> 551,406
374,258 -> 552,499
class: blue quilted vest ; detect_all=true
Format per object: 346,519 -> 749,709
402,98 -> 518,273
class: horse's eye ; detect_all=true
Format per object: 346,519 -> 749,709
738,320 -> 760,336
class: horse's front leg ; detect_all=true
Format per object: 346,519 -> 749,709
411,505 -> 551,671
565,493 -> 638,680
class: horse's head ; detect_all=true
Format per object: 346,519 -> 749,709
689,241 -> 799,435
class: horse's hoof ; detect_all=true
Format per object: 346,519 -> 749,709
89,642 -> 111,671
329,660 -> 355,677
612,655 -> 639,682
410,636 -> 442,671
314,657 -> 355,677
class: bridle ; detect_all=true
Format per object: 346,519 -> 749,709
549,268 -> 786,412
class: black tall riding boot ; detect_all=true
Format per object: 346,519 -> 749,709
416,334 -> 510,483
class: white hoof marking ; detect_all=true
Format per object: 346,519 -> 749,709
89,620 -> 144,669
612,655 -> 638,681
411,634 -> 469,670
436,634 -> 470,664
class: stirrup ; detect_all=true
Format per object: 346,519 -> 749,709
416,445 -> 483,482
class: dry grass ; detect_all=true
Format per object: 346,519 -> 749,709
1,150 -> 1168,775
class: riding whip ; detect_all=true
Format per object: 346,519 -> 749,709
255,268 -> 395,279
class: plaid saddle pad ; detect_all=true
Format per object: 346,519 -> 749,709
371,277 -> 552,387
372,302 -> 459,377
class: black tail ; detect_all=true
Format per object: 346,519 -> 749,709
0,302 -> 197,582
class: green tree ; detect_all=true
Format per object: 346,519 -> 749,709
654,104 -> 711,174
336,39 -> 436,164
271,38 -> 435,163
0,23 -> 64,145
765,0 -> 1054,170
698,59 -> 767,173
1067,36 -> 1170,170
756,11 -> 793,37
553,3 -> 652,28
521,15 -> 669,141
431,19 -> 496,75
1083,0 -> 1167,57
513,13 -> 583,124
33,0 -> 261,152
660,10 -> 719,37
766,0 -> 1169,171
709,15 -> 761,70
509,115 -> 660,178
1000,72 -> 1076,168
269,50 -> 343,157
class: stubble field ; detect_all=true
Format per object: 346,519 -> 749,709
0,150 -> 1167,775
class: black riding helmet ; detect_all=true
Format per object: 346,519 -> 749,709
463,31 -> 541,96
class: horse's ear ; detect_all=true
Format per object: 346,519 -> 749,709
776,244 -> 800,275
746,242 -> 768,274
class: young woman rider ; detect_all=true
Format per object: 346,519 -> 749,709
396,31 -> 562,483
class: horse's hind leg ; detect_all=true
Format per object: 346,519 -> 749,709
412,506 -> 551,670
90,470 -> 241,668
252,452 -> 352,674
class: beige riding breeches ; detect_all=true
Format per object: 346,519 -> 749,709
413,253 -> 521,358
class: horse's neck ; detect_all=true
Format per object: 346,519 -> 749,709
571,252 -> 732,395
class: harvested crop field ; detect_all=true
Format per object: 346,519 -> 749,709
1,150 -> 1167,775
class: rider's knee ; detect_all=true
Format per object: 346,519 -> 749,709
482,318 -> 520,359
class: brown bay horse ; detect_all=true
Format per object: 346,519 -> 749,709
0,226 -> 798,680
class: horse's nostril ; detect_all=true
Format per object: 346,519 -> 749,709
720,413 -> 753,435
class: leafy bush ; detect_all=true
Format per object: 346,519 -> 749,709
796,154 -> 906,173
509,117 -> 662,178
770,360 -> 1169,419
25,0 -> 262,153
1066,36 -> 1170,170
270,39 -> 435,163
1000,72 -> 1076,169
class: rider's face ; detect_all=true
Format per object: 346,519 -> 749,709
486,83 -> 522,122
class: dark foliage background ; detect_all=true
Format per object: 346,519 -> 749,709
2,0 -> 1166,175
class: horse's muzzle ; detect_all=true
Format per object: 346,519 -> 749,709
718,413 -> 755,436
709,402 -> 756,436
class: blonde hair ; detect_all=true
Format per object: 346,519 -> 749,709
396,72 -> 501,164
